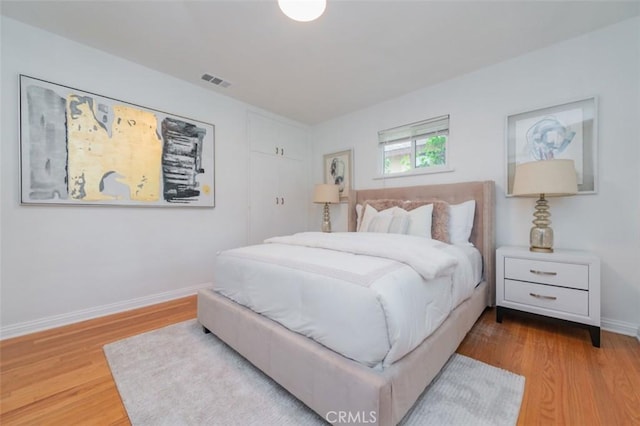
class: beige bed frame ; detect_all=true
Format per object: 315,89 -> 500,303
198,180 -> 495,425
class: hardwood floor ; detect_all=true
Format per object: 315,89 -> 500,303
0,296 -> 197,425
1,298 -> 639,425
457,309 -> 640,426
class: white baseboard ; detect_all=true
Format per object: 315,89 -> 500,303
0,283 -> 212,340
601,316 -> 640,340
3,291 -> 637,343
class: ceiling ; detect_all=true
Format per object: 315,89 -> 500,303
2,1 -> 639,125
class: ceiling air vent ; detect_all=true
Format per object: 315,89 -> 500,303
201,73 -> 231,88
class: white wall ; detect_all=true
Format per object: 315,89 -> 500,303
311,17 -> 640,333
0,17 -> 303,337
2,15 -> 638,338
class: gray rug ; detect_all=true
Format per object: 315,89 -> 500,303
104,320 -> 524,426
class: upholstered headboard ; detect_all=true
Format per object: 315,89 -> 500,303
348,181 -> 496,305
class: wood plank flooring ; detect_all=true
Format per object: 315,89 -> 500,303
1,297 -> 639,425
457,309 -> 640,426
1,296 -> 196,425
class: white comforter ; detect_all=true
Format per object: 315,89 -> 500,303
213,232 -> 476,368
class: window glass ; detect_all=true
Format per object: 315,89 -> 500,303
415,135 -> 447,169
383,141 -> 411,174
378,115 -> 449,176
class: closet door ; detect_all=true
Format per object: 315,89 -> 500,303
248,112 -> 280,156
248,154 -> 308,244
248,152 -> 280,245
248,111 -> 308,160
278,122 -> 308,161
277,156 -> 308,237
247,111 -> 309,245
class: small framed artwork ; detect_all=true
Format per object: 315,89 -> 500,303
505,97 -> 597,195
323,149 -> 352,202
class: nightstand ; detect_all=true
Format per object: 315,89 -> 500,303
496,246 -> 601,347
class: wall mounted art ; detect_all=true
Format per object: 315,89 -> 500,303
19,75 -> 215,207
505,97 -> 597,196
323,149 -> 352,202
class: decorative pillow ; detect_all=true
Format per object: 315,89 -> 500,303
363,199 -> 405,212
355,203 -> 363,231
367,214 -> 410,234
395,204 -> 433,239
358,204 -> 399,232
367,215 -> 393,233
448,200 -> 476,245
388,214 -> 411,234
360,198 -> 450,241
403,199 -> 450,243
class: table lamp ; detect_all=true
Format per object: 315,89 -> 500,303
512,159 -> 578,253
313,184 -> 340,232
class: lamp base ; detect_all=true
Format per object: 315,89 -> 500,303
529,194 -> 554,253
321,203 -> 332,233
530,245 -> 554,253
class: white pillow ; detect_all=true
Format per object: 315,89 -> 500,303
388,214 -> 410,234
395,204 -> 433,239
359,203 -> 433,238
366,215 -> 393,233
358,204 -> 399,232
448,200 -> 476,245
367,214 -> 410,234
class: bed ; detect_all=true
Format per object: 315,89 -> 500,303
198,180 -> 495,425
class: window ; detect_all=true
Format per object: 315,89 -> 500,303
378,115 -> 449,176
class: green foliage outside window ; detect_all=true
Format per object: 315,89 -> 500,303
382,134 -> 447,175
416,135 -> 447,168
400,154 -> 411,170
380,115 -> 449,175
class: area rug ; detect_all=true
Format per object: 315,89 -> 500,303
104,320 -> 524,426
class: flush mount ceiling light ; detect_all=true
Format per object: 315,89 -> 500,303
278,0 -> 326,22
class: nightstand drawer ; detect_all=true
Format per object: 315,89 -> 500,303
504,279 -> 588,316
504,257 -> 589,290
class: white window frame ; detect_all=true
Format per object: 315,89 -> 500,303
377,115 -> 451,178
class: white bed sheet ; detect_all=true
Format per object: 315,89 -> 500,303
212,233 -> 482,368
454,244 -> 483,305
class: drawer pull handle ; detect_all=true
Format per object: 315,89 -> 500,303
529,292 -> 557,301
530,269 -> 557,276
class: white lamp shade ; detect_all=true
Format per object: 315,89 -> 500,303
278,0 -> 326,22
313,184 -> 339,203
512,159 -> 578,197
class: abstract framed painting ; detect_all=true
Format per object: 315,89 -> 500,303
323,149 -> 352,202
19,75 -> 215,207
505,96 -> 597,196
